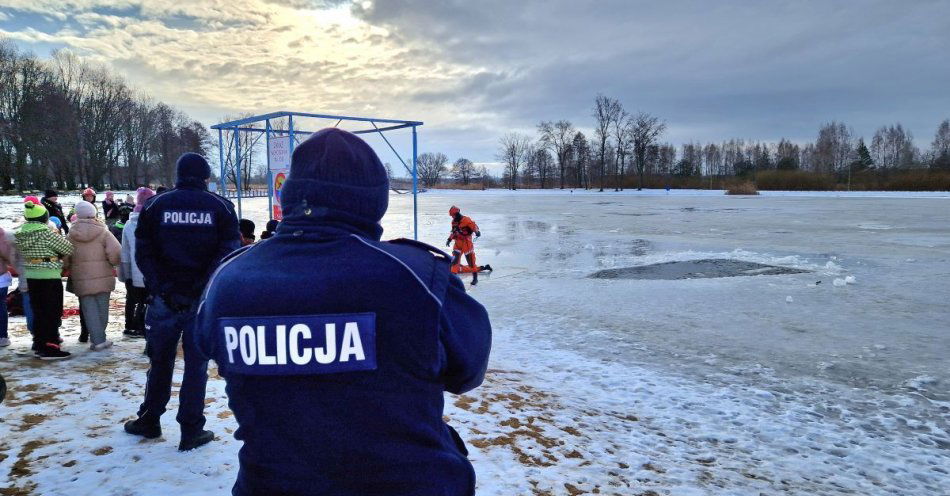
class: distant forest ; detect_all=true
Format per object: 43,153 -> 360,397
418,95 -> 950,191
0,40 -> 213,191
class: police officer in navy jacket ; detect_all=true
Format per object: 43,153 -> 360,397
125,152 -> 241,451
195,128 -> 492,495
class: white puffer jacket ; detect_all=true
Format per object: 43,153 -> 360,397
119,212 -> 146,288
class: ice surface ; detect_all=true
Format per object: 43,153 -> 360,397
1,189 -> 948,495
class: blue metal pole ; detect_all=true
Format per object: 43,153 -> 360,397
288,114 -> 295,158
217,128 -> 226,195
234,130 -> 243,219
266,119 -> 273,221
412,125 -> 418,240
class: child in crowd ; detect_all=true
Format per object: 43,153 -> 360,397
66,201 -> 121,351
10,200 -> 33,336
68,188 -> 99,343
109,204 -> 132,241
69,188 -> 100,222
49,216 -> 63,234
102,191 -> 121,226
0,227 -> 14,347
260,219 -> 279,240
239,219 -> 256,246
15,200 -> 74,359
119,187 -> 154,338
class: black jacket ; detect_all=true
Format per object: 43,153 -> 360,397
41,196 -> 69,234
135,177 -> 241,300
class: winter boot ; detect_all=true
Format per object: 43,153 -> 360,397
179,430 -> 214,451
124,418 -> 162,439
124,329 -> 145,339
91,340 -> 113,351
479,264 -> 493,272
36,343 -> 71,360
0,337 -> 10,347
471,272 -> 479,286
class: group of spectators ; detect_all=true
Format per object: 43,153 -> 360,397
1,130 -> 494,494
0,184 -> 266,359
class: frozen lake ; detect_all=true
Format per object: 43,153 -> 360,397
374,190 -> 950,398
1,189 -> 947,495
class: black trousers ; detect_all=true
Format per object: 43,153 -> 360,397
27,279 -> 64,348
125,282 -> 148,331
79,299 -> 88,338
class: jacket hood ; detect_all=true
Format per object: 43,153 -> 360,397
68,218 -> 107,243
17,222 -> 51,236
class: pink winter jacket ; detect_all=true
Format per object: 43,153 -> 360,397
66,218 -> 121,296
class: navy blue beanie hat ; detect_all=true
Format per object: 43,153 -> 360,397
176,152 -> 212,181
280,128 -> 389,229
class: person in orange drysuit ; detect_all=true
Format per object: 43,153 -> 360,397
446,206 -> 491,283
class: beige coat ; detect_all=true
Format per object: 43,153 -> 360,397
67,218 -> 121,296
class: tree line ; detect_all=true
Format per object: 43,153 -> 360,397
417,94 -> 950,191
0,40 -> 210,191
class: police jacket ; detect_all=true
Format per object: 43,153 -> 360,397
135,177 -> 240,299
195,210 -> 492,496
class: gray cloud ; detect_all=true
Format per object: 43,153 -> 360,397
1,0 -> 947,163
352,0 -> 950,155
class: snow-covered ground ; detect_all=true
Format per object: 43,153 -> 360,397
1,190 -> 948,495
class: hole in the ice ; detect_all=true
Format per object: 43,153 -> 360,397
589,259 -> 810,280
608,211 -> 657,217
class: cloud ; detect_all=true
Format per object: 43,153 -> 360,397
1,0 -> 948,162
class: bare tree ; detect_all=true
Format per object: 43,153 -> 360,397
497,132 -> 530,190
871,124 -> 916,172
932,119 -> 950,169
450,157 -> 476,185
416,152 -> 448,188
612,110 -> 630,190
570,131 -> 590,189
524,146 -> 555,188
592,94 -> 622,191
537,120 -> 575,189
477,165 -> 492,189
629,112 -> 666,190
815,121 -> 853,174
775,138 -> 800,170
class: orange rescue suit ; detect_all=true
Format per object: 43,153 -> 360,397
449,215 -> 479,273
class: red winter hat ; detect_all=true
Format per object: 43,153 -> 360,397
82,187 -> 96,198
449,206 -> 460,216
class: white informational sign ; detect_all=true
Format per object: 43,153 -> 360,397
268,136 -> 291,220
268,136 -> 291,172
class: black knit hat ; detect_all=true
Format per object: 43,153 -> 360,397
280,128 -> 389,227
239,219 -> 256,239
44,189 -> 58,198
176,153 -> 212,180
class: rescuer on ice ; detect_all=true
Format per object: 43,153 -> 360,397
446,205 -> 491,284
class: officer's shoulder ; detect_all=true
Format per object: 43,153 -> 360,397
201,190 -> 234,205
384,238 -> 452,263
205,244 -> 255,289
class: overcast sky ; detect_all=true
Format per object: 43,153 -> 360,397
1,0 -> 948,168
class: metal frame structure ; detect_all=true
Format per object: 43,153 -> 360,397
211,111 -> 424,239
